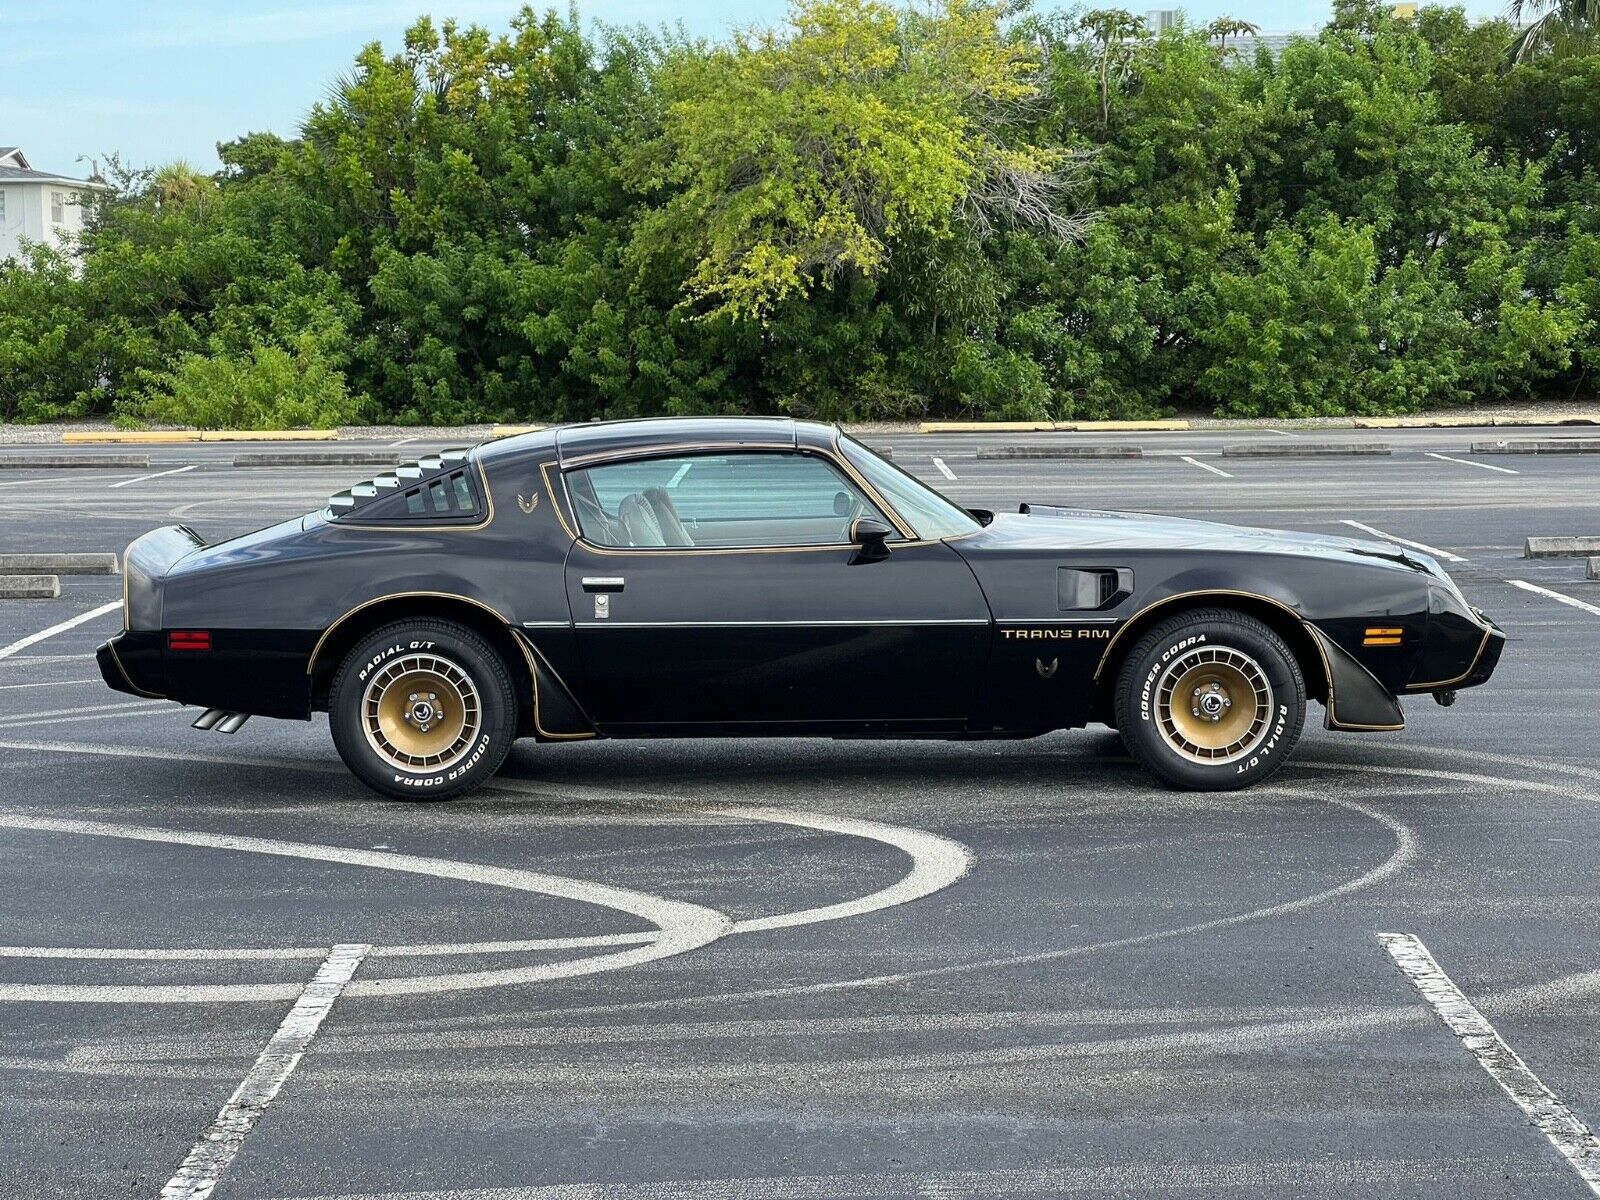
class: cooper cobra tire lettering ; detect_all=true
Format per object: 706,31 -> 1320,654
330,621 -> 515,802
1139,634 -> 1206,723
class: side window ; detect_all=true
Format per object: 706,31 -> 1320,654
566,452 -> 889,549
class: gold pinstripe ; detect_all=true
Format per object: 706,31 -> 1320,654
303,590 -> 593,741
1087,588 -> 1404,732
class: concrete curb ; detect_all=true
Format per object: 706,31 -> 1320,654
1356,415 -> 1600,429
0,454 -> 149,469
0,575 -> 60,599
1222,443 -> 1392,457
975,445 -> 1143,460
61,430 -> 339,444
1524,537 -> 1600,559
919,420 -> 1189,433
922,421 -> 1055,433
1473,440 -> 1600,455
489,425 -> 546,438
232,452 -> 400,467
1071,420 -> 1189,432
0,553 -> 118,575
1589,558 -> 1599,580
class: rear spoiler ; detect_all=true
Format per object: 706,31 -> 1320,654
123,525 -> 206,630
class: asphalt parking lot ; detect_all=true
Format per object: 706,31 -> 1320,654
2,426 -> 1599,1199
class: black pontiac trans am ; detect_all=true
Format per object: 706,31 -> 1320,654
99,418 -> 1503,798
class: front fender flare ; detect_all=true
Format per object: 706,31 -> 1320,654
1307,624 -> 1405,732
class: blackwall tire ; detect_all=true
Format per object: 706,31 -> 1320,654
1113,608 -> 1306,791
329,619 -> 516,801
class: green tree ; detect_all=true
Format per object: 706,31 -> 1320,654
644,0 -> 1085,321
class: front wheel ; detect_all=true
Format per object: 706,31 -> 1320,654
1114,609 -> 1306,791
329,619 -> 517,800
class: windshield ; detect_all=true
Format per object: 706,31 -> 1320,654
839,435 -> 981,540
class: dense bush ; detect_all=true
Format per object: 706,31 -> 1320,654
0,0 -> 1596,427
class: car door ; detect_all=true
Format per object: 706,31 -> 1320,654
558,448 -> 992,733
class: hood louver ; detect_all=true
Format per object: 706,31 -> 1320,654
327,450 -> 480,521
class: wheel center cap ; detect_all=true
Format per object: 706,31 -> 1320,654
1199,692 -> 1227,717
410,701 -> 436,724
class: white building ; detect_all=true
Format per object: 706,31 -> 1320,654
0,147 -> 111,265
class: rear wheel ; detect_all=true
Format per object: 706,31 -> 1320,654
1114,608 -> 1305,790
329,619 -> 516,800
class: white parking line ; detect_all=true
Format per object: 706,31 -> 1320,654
1508,579 -> 1600,618
0,678 -> 99,691
0,600 -> 121,662
1425,451 -> 1518,476
1339,520 -> 1467,563
932,456 -> 957,481
1379,932 -> 1600,1196
108,464 -> 196,489
388,436 -> 420,447
0,708 -> 173,731
1181,456 -> 1233,478
0,700 -> 161,722
159,942 -> 371,1200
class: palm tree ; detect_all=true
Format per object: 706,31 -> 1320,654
1507,0 -> 1600,62
1207,16 -> 1260,56
151,160 -> 214,211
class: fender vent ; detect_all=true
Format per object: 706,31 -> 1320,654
327,450 -> 483,523
1058,567 -> 1134,611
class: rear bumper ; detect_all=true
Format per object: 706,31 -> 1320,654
97,631 -> 165,699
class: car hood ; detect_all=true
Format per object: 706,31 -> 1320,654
979,504 -> 1437,573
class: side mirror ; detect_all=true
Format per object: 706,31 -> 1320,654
848,516 -> 893,563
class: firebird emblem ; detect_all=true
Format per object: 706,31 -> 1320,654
516,492 -> 540,513
1035,657 -> 1059,680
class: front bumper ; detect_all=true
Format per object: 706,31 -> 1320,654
1458,615 -> 1506,689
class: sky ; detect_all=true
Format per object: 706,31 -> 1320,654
4,0 -> 1512,177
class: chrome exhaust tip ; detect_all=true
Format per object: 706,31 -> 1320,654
191,708 -> 226,731
215,712 -> 250,735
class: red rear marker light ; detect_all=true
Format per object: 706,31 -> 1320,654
168,630 -> 212,651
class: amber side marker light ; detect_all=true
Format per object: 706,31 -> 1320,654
168,630 -> 212,652
1363,627 -> 1404,647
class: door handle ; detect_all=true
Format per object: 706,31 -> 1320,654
581,576 -> 626,593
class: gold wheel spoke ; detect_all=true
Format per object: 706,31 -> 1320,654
360,654 -> 481,773
1154,645 -> 1274,765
